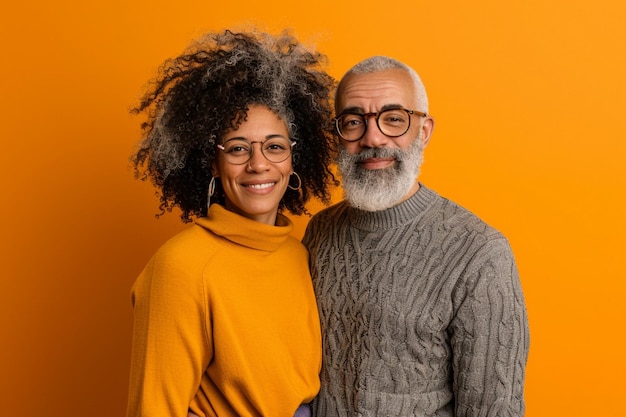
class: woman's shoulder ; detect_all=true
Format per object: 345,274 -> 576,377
283,233 -> 309,254
151,223 -> 220,266
133,224 -> 221,295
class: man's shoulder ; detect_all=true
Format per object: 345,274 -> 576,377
303,200 -> 349,246
424,187 -> 505,242
310,200 -> 349,222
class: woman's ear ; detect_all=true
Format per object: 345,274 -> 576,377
211,159 -> 219,178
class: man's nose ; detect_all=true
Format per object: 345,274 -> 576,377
358,116 -> 391,148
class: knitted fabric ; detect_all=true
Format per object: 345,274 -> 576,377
303,185 -> 529,417
128,204 -> 321,417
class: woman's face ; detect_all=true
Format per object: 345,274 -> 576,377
212,105 -> 293,225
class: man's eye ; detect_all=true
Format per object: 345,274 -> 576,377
381,112 -> 407,125
341,116 -> 363,129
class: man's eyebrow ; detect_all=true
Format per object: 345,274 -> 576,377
339,106 -> 365,114
339,104 -> 405,114
380,104 -> 405,111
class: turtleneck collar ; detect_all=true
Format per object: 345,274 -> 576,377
195,204 -> 294,252
345,184 -> 438,232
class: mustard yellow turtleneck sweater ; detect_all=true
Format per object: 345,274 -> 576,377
127,204 -> 321,417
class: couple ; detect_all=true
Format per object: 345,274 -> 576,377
127,29 -> 529,417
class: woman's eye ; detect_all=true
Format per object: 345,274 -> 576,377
228,145 -> 249,153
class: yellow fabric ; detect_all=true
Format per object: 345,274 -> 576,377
127,204 -> 321,417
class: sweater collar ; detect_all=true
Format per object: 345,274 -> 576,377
346,184 -> 438,232
195,204 -> 293,252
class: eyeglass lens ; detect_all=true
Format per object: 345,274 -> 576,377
219,137 -> 293,165
336,109 -> 412,141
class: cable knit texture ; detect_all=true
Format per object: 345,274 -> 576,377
303,185 -> 529,417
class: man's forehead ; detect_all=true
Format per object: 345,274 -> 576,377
337,69 -> 415,111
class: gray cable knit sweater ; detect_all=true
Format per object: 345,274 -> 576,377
303,185 -> 529,417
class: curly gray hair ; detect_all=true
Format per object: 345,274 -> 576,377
131,29 -> 337,222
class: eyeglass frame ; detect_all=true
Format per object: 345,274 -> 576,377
216,137 -> 297,165
334,107 -> 428,142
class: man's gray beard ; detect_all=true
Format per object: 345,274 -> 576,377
337,137 -> 424,212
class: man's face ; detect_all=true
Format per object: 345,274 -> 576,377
336,68 -> 425,156
335,69 -> 434,211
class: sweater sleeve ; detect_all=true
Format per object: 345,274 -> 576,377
127,246 -> 212,417
449,236 -> 529,417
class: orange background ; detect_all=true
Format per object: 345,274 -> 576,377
2,1 -> 625,416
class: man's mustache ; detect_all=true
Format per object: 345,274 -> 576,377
351,147 -> 404,163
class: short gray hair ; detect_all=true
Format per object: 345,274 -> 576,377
336,56 -> 428,113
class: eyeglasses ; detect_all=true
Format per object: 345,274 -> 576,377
217,137 -> 296,165
334,108 -> 428,142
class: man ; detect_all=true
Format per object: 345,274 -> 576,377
303,56 -> 529,416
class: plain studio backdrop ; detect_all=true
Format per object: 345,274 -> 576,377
1,1 -> 624,416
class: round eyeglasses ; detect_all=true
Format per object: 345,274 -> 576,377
217,137 -> 296,165
334,108 -> 428,142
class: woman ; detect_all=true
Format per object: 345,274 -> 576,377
127,29 -> 336,417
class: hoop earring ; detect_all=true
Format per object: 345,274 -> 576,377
288,172 -> 302,191
207,177 -> 216,209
